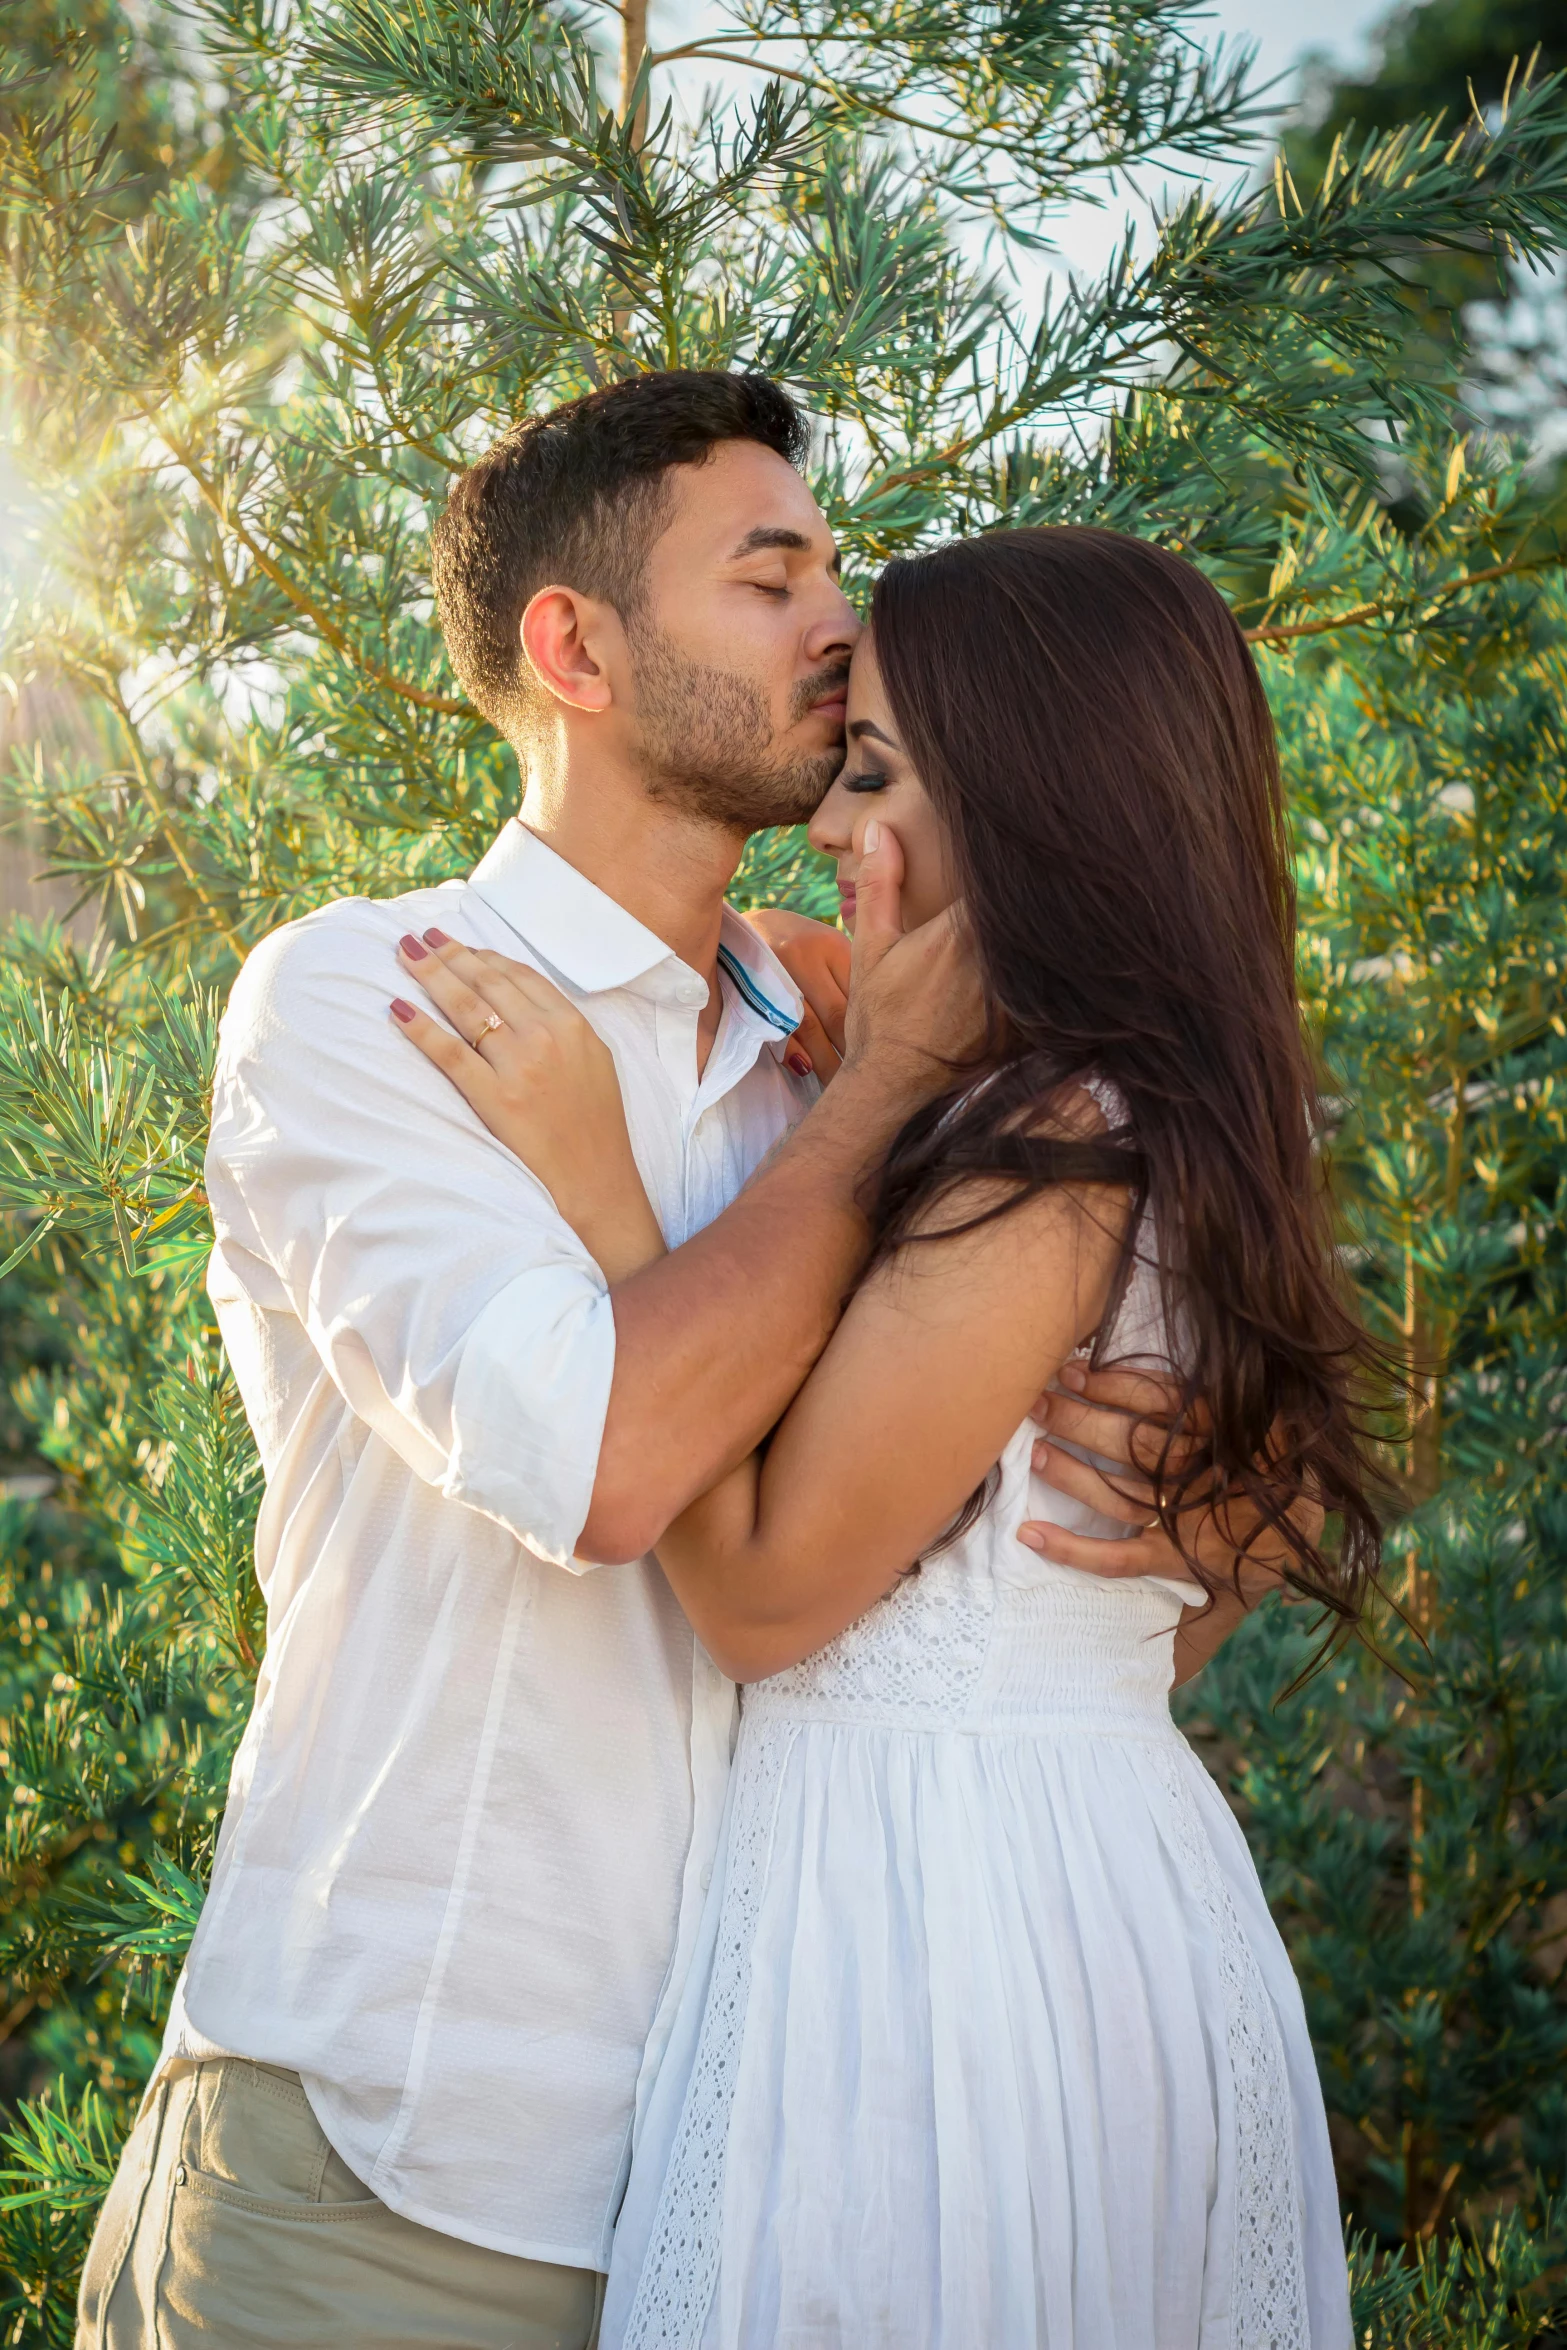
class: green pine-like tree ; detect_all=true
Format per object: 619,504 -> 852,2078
1177,472 -> 1567,2329
1283,0 -> 1567,436
1290,0 -> 1567,186
4,0 -> 1567,2338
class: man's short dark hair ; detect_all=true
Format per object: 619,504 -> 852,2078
431,369 -> 809,741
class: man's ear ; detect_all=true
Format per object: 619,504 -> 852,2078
520,585 -> 624,715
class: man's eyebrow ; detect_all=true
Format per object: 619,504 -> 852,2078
729,526 -> 814,559
849,719 -> 898,748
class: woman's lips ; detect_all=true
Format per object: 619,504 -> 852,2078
837,881 -> 856,922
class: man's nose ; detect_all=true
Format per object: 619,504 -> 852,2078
804,581 -> 861,659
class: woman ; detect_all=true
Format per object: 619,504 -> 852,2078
396,527 -> 1373,2346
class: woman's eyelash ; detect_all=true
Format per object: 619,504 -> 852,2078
844,770 -> 889,794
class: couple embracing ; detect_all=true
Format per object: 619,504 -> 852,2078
79,369 -> 1374,2349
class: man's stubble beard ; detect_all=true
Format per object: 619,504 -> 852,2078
627,615 -> 844,830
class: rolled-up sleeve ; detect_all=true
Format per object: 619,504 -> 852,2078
443,1263 -> 614,1563
207,901 -> 617,1568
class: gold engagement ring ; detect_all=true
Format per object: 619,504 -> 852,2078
472,1011 -> 503,1046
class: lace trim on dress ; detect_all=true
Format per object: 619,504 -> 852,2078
1151,1747 -> 1311,2350
750,1557 -> 993,1726
621,1718 -> 799,2350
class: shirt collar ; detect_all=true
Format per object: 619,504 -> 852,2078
465,820 -> 804,1036
714,910 -> 802,1038
467,821 -> 674,991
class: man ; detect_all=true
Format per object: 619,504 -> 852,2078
78,370 -> 1278,2349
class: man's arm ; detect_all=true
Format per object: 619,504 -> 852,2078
394,829 -> 984,1565
647,1170 -> 1127,1683
209,904 -> 623,1569
580,1051 -> 932,1559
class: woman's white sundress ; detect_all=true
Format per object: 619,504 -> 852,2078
600,1203 -> 1353,2350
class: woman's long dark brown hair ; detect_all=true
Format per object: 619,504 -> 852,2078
869,525 -> 1382,1622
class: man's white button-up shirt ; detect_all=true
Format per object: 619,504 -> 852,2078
161,820 -> 812,2268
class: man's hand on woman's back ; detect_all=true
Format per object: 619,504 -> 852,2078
1021,1363 -> 1327,1685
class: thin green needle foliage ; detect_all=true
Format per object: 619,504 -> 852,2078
1181,521 -> 1567,2308
3,0 -> 1567,2334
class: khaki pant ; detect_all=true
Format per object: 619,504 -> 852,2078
76,2058 -> 604,2350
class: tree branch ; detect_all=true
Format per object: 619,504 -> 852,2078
645,41 -> 1045,159
97,676 -> 248,963
1243,551 -> 1564,646
132,399 -> 468,716
622,0 -> 649,148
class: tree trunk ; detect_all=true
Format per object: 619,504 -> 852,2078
621,0 -> 649,145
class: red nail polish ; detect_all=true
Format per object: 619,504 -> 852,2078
399,934 -> 428,961
423,927 -> 450,948
390,998 -> 417,1022
786,1051 -> 811,1078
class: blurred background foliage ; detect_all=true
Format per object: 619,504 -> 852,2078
1,0 -> 1566,2337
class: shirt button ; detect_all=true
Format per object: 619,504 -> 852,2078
700,1864 -> 713,1891
174,2163 -> 188,2187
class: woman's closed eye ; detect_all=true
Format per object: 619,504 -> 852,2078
843,768 -> 889,794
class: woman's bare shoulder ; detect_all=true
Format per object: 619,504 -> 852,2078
900,1074 -> 1126,1253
